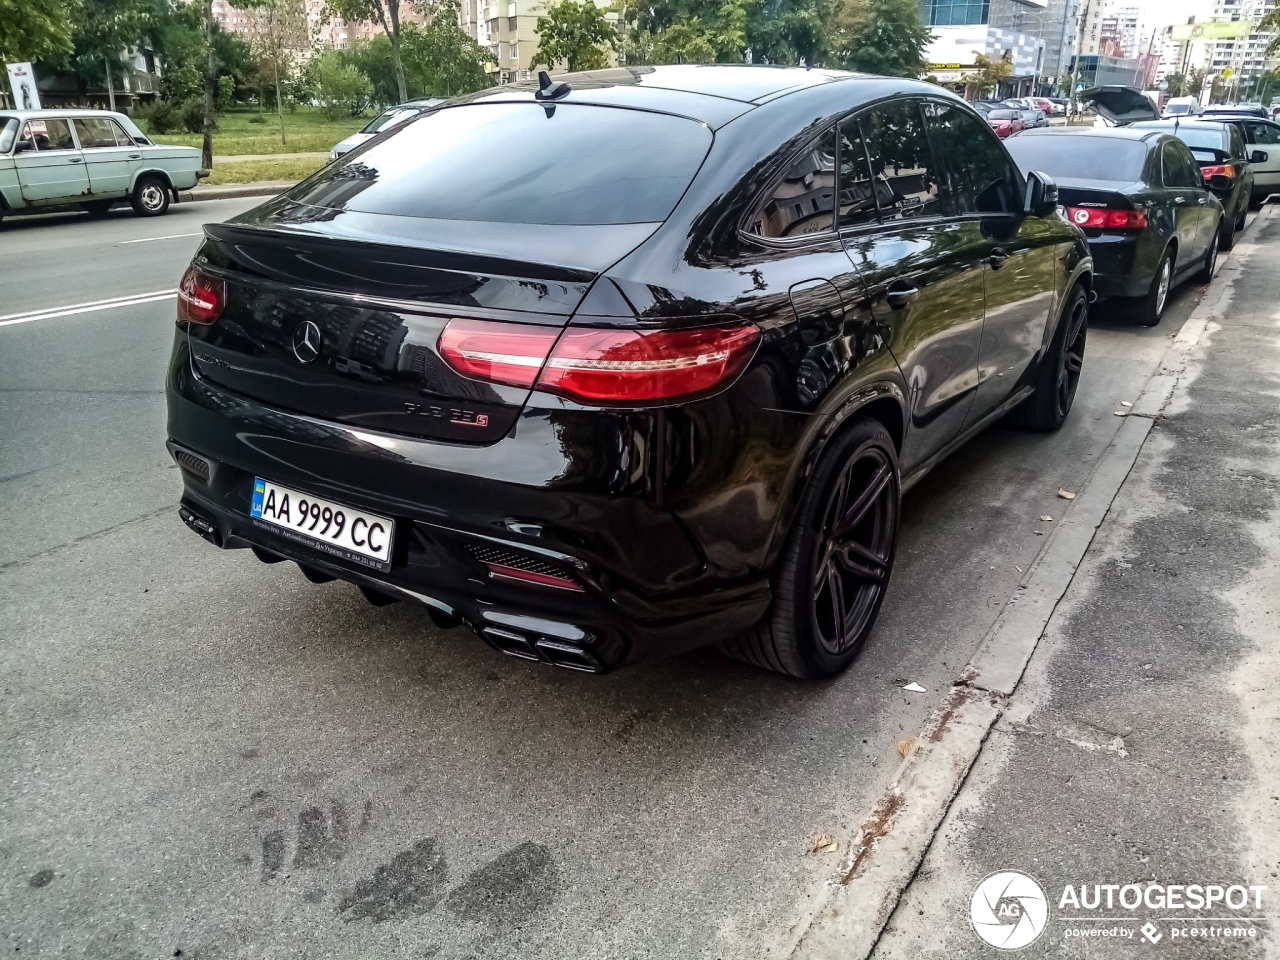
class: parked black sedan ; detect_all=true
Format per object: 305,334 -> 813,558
1006,128 -> 1223,326
1129,119 -> 1256,247
167,66 -> 1092,679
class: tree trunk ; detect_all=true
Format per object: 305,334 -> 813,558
202,0 -> 217,171
104,58 -> 116,112
274,57 -> 286,146
384,1 -> 408,102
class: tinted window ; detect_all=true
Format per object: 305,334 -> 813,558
860,99 -> 942,221
1228,125 -> 1245,158
748,126 -> 836,238
21,118 -> 75,151
1162,142 -> 1197,187
1004,136 -> 1147,183
360,107 -> 419,135
837,119 -> 877,228
290,103 -> 713,225
1244,121 -> 1280,145
74,117 -> 126,148
923,101 -> 1021,215
1170,126 -> 1228,151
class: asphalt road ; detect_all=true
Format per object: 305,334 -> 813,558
0,200 -> 1213,959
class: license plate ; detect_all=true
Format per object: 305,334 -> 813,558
249,478 -> 394,571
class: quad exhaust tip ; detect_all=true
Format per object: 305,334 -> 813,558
482,627 -> 602,673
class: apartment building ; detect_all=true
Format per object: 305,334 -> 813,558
210,0 -> 426,50
458,0 -> 617,82
1099,4 -> 1138,57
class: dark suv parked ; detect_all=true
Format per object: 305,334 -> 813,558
167,66 -> 1092,678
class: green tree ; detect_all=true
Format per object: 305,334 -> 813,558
747,0 -> 828,65
1259,7 -> 1279,58
961,51 -> 1011,99
0,0 -> 76,65
618,0 -> 748,64
311,47 -> 374,118
401,1 -> 494,95
828,0 -> 929,76
1162,72 -> 1188,98
239,0 -> 311,143
323,0 -> 408,102
532,0 -> 616,71
346,33 -> 402,103
72,0 -> 152,110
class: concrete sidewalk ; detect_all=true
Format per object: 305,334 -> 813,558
868,204 -> 1280,956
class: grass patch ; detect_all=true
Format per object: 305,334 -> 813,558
205,157 -> 328,185
150,106 -> 368,157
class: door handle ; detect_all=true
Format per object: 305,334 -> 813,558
128,153 -> 141,159
68,157 -> 83,163
988,248 -> 1010,269
1198,197 -> 1207,205
885,281 -> 919,310
1174,196 -> 1185,203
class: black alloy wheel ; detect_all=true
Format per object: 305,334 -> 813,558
1015,283 -> 1088,430
721,417 -> 900,679
1195,222 -> 1220,283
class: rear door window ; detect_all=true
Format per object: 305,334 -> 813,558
1162,142 -> 1196,187
289,103 -> 713,226
746,126 -> 837,238
836,118 -> 878,228
1244,121 -> 1280,145
21,119 -> 76,151
922,100 -> 1022,215
859,99 -> 943,221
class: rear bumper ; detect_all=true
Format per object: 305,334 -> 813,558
1084,232 -> 1158,299
165,336 -> 780,672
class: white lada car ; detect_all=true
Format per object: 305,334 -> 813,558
0,109 -> 206,221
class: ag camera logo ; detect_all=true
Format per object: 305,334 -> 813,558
970,871 -> 1049,950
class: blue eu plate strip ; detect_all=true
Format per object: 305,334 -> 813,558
251,478 -> 266,518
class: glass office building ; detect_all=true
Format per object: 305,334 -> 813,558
923,0 -> 992,26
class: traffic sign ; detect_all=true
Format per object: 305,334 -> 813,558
1074,82 -> 1086,92
1158,79 -> 1168,90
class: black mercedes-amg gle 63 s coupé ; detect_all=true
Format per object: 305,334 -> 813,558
166,65 -> 1092,678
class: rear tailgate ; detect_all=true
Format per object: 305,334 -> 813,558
186,205 -> 657,444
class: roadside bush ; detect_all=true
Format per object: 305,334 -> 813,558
181,99 -> 215,134
217,75 -> 236,112
248,113 -> 267,123
145,100 -> 182,134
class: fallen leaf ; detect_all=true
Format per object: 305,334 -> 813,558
1114,410 -> 1127,417
1039,515 -> 1053,522
1057,489 -> 1076,500
1034,530 -> 1044,536
897,737 -> 917,759
902,681 -> 926,693
810,833 -> 837,854
1120,400 -> 1132,407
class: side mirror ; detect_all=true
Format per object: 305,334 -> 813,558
1208,174 -> 1233,191
1252,150 -> 1269,163
1024,170 -> 1059,217
13,138 -> 33,154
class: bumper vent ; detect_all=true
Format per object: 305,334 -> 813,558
172,448 -> 211,483
464,542 -> 583,591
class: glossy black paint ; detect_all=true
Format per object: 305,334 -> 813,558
167,66 -> 1091,672
1007,128 -> 1223,300
1130,120 -> 1255,229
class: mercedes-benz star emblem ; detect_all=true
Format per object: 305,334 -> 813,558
292,321 -> 322,363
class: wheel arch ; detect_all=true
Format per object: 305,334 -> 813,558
129,167 -> 175,194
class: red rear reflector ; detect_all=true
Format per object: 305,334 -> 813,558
537,324 -> 760,403
1066,206 -> 1148,230
437,318 -> 560,389
1200,163 -> 1235,179
177,266 -> 225,325
438,319 -> 760,404
485,562 -> 583,591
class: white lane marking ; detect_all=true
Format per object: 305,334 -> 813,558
117,232 -> 203,245
0,290 -> 178,328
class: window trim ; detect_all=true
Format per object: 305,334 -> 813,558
19,118 -> 78,153
919,97 -> 1025,223
739,122 -> 841,249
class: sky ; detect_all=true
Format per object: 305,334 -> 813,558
1131,0 -> 1214,30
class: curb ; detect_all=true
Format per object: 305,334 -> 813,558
788,205 -> 1275,960
177,180 -> 298,203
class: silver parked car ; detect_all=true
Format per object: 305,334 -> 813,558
0,109 -> 205,221
329,98 -> 444,160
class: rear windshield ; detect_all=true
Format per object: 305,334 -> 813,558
1165,103 -> 1194,115
289,102 -> 713,225
1005,136 -> 1147,182
1173,126 -> 1227,151
360,107 -> 420,135
989,110 -> 1019,119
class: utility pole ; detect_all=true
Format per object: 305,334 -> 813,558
202,0 -> 216,171
104,57 -> 116,112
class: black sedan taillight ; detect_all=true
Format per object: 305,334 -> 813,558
176,266 -> 225,325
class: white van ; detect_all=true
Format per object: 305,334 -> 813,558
1163,96 -> 1204,118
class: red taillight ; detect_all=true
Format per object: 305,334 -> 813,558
1066,206 -> 1148,230
1200,163 -> 1235,180
177,266 -> 225,325
437,319 -> 760,404
485,562 -> 583,591
437,318 -> 560,388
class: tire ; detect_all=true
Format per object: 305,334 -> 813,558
82,199 -> 114,217
720,417 -> 900,679
1134,248 -> 1172,326
131,175 -> 170,217
1014,282 -> 1088,431
1219,216 -> 1236,250
1194,222 -> 1220,283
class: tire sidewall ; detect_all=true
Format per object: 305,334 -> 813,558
1139,251 -> 1171,326
774,419 -> 901,677
132,177 -> 170,217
